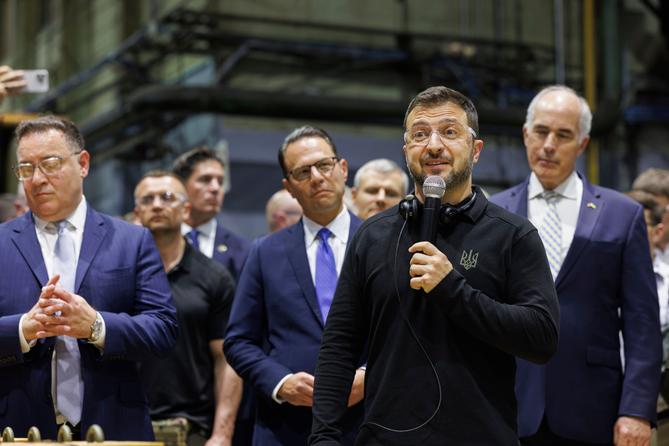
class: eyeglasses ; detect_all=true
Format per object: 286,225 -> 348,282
405,122 -> 477,146
288,156 -> 340,182
135,191 -> 186,207
14,152 -> 82,181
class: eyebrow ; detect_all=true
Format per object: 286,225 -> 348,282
18,153 -> 65,163
410,117 -> 463,128
532,124 -> 575,134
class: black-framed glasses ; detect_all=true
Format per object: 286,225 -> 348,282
288,156 -> 340,182
14,152 -> 82,181
135,191 -> 186,207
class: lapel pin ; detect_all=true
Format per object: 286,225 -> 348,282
217,244 -> 229,253
587,202 -> 597,209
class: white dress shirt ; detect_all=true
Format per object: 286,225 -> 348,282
182,218 -> 217,258
527,171 -> 583,269
272,207 -> 351,403
19,197 -> 106,351
654,247 -> 669,332
17,197 -> 106,424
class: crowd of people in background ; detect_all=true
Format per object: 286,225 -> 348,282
2,63 -> 669,446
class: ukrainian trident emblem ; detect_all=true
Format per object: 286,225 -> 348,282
460,249 -> 479,270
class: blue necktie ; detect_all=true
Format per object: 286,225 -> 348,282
53,221 -> 83,425
315,228 -> 337,322
187,229 -> 200,252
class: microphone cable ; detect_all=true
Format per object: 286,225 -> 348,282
363,217 -> 443,434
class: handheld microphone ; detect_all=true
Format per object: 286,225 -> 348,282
420,176 -> 446,244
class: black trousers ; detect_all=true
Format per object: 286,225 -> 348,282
521,418 -> 611,446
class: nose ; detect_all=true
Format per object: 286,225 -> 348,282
543,133 -> 557,152
375,189 -> 387,202
207,178 -> 222,191
426,131 -> 444,154
150,196 -> 165,208
30,166 -> 48,185
309,165 -> 325,183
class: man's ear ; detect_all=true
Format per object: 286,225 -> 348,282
282,178 -> 296,199
79,150 -> 90,177
339,158 -> 349,182
182,201 -> 192,223
471,139 -> 484,164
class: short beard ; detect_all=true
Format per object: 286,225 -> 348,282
406,148 -> 474,194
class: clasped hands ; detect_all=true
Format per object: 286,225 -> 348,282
278,368 -> 365,407
408,241 -> 453,293
22,275 -> 97,341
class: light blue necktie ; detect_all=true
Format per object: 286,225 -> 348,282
539,191 -> 563,281
53,220 -> 83,425
315,228 -> 337,322
187,229 -> 200,252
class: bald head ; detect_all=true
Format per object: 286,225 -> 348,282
266,189 -> 303,233
523,86 -> 591,190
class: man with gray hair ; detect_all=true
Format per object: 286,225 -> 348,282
351,158 -> 408,220
492,85 -> 661,445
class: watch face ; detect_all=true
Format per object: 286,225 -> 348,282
90,317 -> 102,341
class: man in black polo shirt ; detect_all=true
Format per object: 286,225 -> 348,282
135,170 -> 241,446
310,86 -> 560,445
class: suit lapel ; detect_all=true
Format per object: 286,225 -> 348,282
284,222 -> 324,327
507,180 -> 530,217
555,177 -> 602,286
75,207 -> 108,293
10,212 -> 49,286
213,226 -> 230,263
347,211 -> 362,244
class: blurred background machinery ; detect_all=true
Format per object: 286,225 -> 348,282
1,0 -> 668,238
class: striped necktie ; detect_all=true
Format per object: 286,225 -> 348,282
539,191 -> 563,281
52,220 -> 84,425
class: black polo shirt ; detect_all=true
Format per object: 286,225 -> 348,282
311,186 -> 559,445
141,242 -> 235,433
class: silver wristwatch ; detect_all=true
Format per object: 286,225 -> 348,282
88,312 -> 103,343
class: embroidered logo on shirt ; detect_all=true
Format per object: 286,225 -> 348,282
460,249 -> 479,270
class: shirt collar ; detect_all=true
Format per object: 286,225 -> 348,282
528,170 -> 580,200
303,206 -> 350,246
182,217 -> 217,239
33,196 -> 88,232
464,186 -> 486,223
168,239 -> 194,276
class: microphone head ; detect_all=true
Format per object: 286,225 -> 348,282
422,175 -> 446,199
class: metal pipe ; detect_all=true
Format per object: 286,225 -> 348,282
554,0 -> 565,84
583,0 -> 599,184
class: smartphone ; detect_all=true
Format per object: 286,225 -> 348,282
22,69 -> 49,93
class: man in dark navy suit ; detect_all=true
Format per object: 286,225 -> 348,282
172,146 -> 250,281
491,85 -> 662,445
0,116 -> 178,440
224,126 -> 364,446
